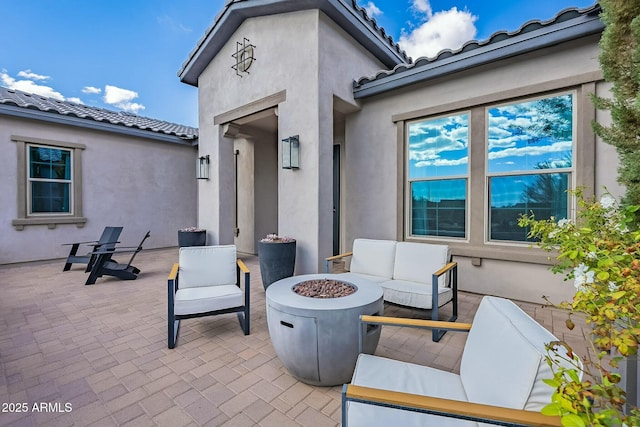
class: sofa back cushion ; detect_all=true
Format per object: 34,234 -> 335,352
393,242 -> 450,287
460,296 -> 568,411
179,245 -> 237,288
350,239 -> 397,280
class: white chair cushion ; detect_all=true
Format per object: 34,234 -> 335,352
379,279 -> 453,309
481,296 -> 578,411
333,272 -> 389,285
350,239 -> 396,279
460,296 -> 551,410
393,242 -> 450,287
178,245 -> 236,288
348,354 -> 475,427
174,285 -> 243,316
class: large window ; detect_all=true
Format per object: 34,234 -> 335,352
487,93 -> 574,242
28,145 -> 73,214
12,136 -> 86,229
407,113 -> 468,238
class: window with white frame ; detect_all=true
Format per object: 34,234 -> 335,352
407,112 -> 469,239
486,93 -> 574,242
28,144 -> 73,214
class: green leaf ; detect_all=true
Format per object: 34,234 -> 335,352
561,414 -> 586,427
611,290 -> 626,300
597,271 -> 610,281
541,403 -> 562,416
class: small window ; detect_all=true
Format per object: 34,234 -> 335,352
486,93 -> 574,242
12,136 -> 86,229
28,145 -> 73,214
407,113 -> 469,239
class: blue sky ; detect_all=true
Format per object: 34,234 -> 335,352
1,0 -> 595,128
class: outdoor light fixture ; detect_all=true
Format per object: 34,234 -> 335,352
197,155 -> 210,180
282,135 -> 299,169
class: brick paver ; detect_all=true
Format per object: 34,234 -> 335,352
0,248 -> 588,426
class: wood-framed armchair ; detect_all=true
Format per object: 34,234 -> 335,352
342,296 -> 580,427
168,245 -> 250,349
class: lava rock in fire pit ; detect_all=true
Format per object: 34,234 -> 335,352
293,279 -> 356,298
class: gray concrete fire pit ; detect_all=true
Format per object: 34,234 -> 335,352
266,273 -> 384,386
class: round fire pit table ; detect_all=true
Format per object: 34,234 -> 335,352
266,273 -> 384,386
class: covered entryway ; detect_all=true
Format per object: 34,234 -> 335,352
222,108 -> 278,254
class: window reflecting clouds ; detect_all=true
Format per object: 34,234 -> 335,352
488,94 -> 573,174
408,113 -> 469,238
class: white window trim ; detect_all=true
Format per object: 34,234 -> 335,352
27,143 -> 75,216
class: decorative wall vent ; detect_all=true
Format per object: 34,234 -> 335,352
232,38 -> 256,77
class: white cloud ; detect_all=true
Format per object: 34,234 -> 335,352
1,70 -> 64,100
82,86 -> 102,94
67,97 -> 84,104
488,140 -> 573,160
416,156 -> 468,168
103,85 -> 145,113
157,15 -> 192,33
363,1 -> 383,18
17,69 -> 50,81
399,0 -> 477,60
411,0 -> 432,16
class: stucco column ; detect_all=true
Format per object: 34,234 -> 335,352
197,125 -> 236,245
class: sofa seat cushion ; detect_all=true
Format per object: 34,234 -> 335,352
347,354 -> 475,427
380,279 -> 453,309
174,285 -> 242,316
349,239 -> 397,279
333,272 -> 389,285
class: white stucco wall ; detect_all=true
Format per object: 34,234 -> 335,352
344,35 -> 620,303
0,116 -> 197,264
196,10 -> 389,273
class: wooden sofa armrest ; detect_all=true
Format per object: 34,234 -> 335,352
434,261 -> 457,278
342,384 -> 562,427
168,263 -> 179,281
360,315 -> 471,332
324,251 -> 353,272
237,259 -> 249,274
358,315 -> 471,352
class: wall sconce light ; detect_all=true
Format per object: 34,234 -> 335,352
282,135 -> 299,169
197,155 -> 210,180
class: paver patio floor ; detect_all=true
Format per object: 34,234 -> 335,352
0,248 -> 590,426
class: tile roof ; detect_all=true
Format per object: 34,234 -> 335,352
0,86 -> 198,142
353,3 -> 602,98
179,0 -> 410,86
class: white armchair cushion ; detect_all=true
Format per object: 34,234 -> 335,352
174,285 -> 243,316
379,279 -> 453,309
348,354 -> 474,427
178,245 -> 236,288
393,242 -> 450,287
460,296 -> 552,410
481,297 -> 575,411
333,272 -> 389,285
350,239 -> 397,279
